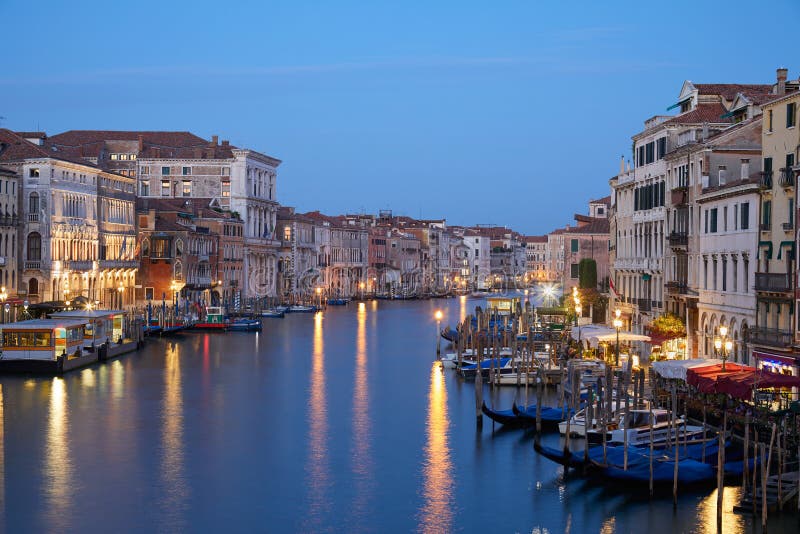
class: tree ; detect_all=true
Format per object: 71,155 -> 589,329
649,313 -> 686,339
578,258 -> 597,290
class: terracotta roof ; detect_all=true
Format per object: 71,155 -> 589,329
522,235 -> 547,243
0,166 -> 16,176
137,197 -> 237,220
694,84 -> 772,101
15,131 -> 47,139
0,128 -> 100,168
46,130 -> 238,160
589,195 -> 611,205
664,103 -> 731,126
564,218 -> 609,234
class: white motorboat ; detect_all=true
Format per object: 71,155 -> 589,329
440,347 -> 513,369
587,409 -> 706,446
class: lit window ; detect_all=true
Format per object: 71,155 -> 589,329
161,180 -> 170,197
222,180 -> 230,198
120,154 -> 129,161
284,226 -> 291,241
182,180 -> 192,197
110,154 -> 119,160
141,181 -> 150,196
130,154 -> 137,160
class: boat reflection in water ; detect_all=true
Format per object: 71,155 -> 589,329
349,302 -> 374,527
45,378 -> 73,531
160,342 -> 188,530
304,311 -> 330,530
418,362 -> 454,532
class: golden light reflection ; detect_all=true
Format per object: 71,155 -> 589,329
0,384 -> 4,518
418,362 -> 454,532
695,486 -> 745,534
350,301 -> 373,523
305,310 -> 330,529
44,378 -> 72,527
80,368 -> 96,389
110,360 -> 124,400
459,295 -> 467,325
160,342 -> 187,529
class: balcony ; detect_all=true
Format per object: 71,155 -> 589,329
754,272 -> 791,292
24,261 -> 41,270
637,298 -> 652,312
0,216 -> 18,227
779,168 -> 795,188
760,222 -> 771,232
198,254 -> 210,262
759,171 -> 773,189
670,187 -> 688,206
668,232 -> 688,248
665,281 -> 687,295
99,259 -> 139,269
66,260 -> 94,271
747,326 -> 793,347
27,213 -> 39,223
782,221 -> 794,231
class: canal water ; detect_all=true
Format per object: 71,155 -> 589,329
0,298 -> 792,532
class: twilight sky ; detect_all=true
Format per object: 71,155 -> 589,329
1,0 -> 798,234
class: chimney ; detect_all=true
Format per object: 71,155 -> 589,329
701,122 -> 709,141
777,68 -> 788,95
221,139 -> 230,147
138,134 -> 144,152
211,135 -> 219,145
619,155 -> 625,174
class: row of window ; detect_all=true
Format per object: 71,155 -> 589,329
703,202 -> 750,233
109,153 -> 137,161
766,102 -> 797,133
636,137 -> 667,167
634,182 -> 666,211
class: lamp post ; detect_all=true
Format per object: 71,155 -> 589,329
613,308 -> 623,367
714,326 -> 733,371
545,343 -> 551,365
118,283 -> 124,310
315,286 -> 322,308
359,281 -> 365,301
435,309 -> 443,358
575,303 -> 583,358
23,300 -> 29,321
0,286 -> 6,323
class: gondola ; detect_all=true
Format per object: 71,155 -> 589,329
481,401 -> 526,427
512,402 -> 573,426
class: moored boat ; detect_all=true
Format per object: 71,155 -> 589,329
288,305 -> 317,313
261,309 -> 285,318
228,318 -> 262,332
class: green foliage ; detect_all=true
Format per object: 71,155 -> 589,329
649,313 -> 686,339
578,258 -> 597,290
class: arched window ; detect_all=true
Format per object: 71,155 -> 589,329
27,232 -> 42,261
28,277 -> 39,296
29,192 -> 39,215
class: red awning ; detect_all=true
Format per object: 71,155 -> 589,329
753,350 -> 798,366
687,364 -> 800,400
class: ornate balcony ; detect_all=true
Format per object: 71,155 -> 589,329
754,272 -> 791,292
747,326 -> 793,347
670,187 -> 688,206
99,259 -> 139,269
668,232 -> 688,248
779,168 -> 795,188
759,171 -> 773,189
665,281 -> 687,295
637,298 -> 651,312
24,261 -> 41,270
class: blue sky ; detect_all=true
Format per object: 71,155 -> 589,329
2,0 -> 798,234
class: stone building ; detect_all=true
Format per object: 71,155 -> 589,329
44,130 -> 281,301
0,129 -> 137,307
523,235 -> 549,283
0,167 -> 19,304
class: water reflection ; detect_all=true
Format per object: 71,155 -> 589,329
695,486 -> 744,533
418,362 -> 454,532
459,295 -> 467,325
305,311 -> 330,529
0,384 -> 4,525
350,302 -> 373,526
44,378 -> 72,530
160,342 -> 187,530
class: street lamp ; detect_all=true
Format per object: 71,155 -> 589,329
0,286 -> 7,323
714,325 -> 733,371
575,303 -> 583,357
117,284 -> 124,309
315,286 -> 322,308
612,308 -> 623,367
434,309 -> 443,358
23,300 -> 29,321
545,343 -> 551,364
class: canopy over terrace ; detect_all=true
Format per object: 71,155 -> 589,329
686,363 -> 800,401
652,359 -> 723,381
571,324 -> 651,347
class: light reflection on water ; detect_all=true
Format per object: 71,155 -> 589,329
349,302 -> 374,527
160,342 -> 187,530
418,362 -> 454,533
44,378 -> 72,530
304,311 -> 330,530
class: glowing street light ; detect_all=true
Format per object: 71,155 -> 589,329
434,309 -> 443,358
714,325 -> 733,371
612,308 -> 623,366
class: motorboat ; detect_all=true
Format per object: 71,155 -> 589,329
261,309 -> 285,318
288,305 -> 317,313
587,409 -> 707,446
227,318 -> 262,332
